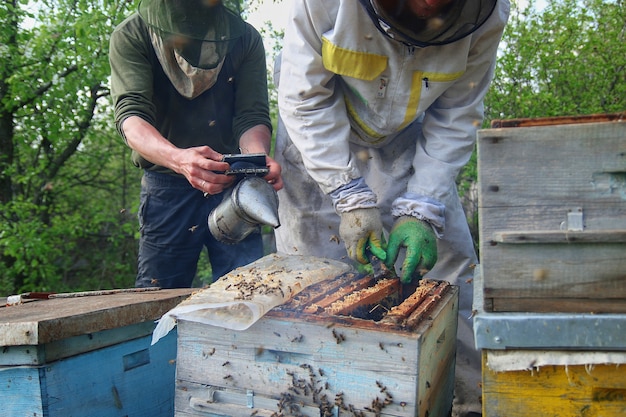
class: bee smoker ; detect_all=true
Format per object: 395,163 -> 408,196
208,176 -> 280,244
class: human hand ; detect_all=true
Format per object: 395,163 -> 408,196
175,146 -> 235,195
263,154 -> 284,191
385,216 -> 437,284
339,208 -> 386,265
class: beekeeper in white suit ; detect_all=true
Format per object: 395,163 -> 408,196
274,0 -> 510,415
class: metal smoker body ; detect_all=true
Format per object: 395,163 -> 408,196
208,176 -> 280,244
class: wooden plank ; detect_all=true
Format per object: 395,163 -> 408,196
284,270 -> 361,310
493,229 -> 626,244
480,244 -> 626,296
301,274 -> 379,314
0,321 -> 156,365
404,282 -> 451,329
489,297 -> 626,314
324,278 -> 401,316
413,285 -> 458,417
482,351 -> 626,417
478,123 -> 625,214
490,112 -> 625,128
381,280 -> 440,325
479,244 -> 626,300
0,288 -> 193,345
0,366 -> 44,416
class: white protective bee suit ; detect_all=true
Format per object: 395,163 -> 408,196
274,0 -> 510,415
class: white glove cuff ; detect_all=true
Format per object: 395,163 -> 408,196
329,178 -> 377,214
391,193 -> 445,237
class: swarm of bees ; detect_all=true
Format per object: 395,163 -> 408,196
269,364 -> 395,417
225,274 -> 285,301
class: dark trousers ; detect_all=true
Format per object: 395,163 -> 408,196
135,170 -> 264,289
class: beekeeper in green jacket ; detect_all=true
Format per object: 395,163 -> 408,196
274,0 -> 509,415
110,0 -> 283,289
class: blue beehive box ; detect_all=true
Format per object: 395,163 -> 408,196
1,288 -> 192,417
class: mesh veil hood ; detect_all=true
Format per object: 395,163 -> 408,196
138,0 -> 246,42
359,0 -> 498,47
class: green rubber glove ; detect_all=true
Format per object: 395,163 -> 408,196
385,216 -> 437,283
339,208 -> 387,265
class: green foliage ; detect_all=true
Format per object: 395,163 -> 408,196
486,0 -> 625,120
0,0 -> 140,295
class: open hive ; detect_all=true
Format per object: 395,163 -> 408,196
174,270 -> 458,417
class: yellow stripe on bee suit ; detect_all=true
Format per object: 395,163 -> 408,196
345,98 -> 386,141
401,70 -> 465,129
322,37 -> 388,80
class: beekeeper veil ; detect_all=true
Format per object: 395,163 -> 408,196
359,0 -> 498,47
138,0 -> 247,99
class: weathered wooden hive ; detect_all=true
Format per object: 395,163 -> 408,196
474,113 -> 626,417
175,271 -> 458,417
0,288 -> 193,417
477,113 -> 626,314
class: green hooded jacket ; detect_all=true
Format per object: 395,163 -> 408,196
109,12 -> 271,174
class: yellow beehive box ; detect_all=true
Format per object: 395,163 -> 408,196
481,349 -> 626,417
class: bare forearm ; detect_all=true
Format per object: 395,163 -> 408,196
238,124 -> 272,155
122,116 -> 183,171
121,115 -> 233,194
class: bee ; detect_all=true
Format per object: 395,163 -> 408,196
376,380 -> 387,393
334,392 -> 344,406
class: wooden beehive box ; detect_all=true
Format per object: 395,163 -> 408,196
0,288 -> 192,417
477,113 -> 626,313
174,272 -> 458,417
481,349 -> 626,417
